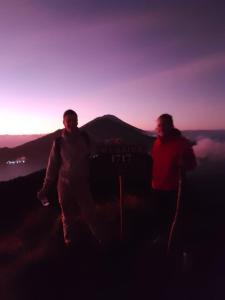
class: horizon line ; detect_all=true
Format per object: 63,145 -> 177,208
1,128 -> 225,135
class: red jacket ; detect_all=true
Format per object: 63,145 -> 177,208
151,129 -> 196,191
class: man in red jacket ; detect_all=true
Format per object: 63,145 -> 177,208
151,114 -> 196,244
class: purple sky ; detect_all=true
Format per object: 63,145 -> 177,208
0,0 -> 224,134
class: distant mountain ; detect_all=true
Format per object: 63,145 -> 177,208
0,130 -> 62,164
0,115 -> 153,163
0,134 -> 44,148
0,130 -> 62,182
81,114 -> 154,147
0,115 -> 154,181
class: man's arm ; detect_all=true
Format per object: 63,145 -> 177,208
38,139 -> 61,199
82,131 -> 98,157
180,140 -> 197,171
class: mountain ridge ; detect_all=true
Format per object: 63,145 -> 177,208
0,114 -> 153,159
0,115 -> 154,181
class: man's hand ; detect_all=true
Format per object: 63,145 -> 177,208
37,189 -> 50,206
37,189 -> 46,200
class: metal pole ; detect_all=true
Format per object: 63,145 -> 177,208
119,175 -> 123,241
167,170 -> 182,255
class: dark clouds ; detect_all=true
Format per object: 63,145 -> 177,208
35,0 -> 225,25
2,0 -> 225,77
0,0 -> 225,132
35,0 -> 154,16
6,0 -> 225,61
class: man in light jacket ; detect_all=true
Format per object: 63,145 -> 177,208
38,109 -> 99,246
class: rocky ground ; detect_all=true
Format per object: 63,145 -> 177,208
0,167 -> 225,300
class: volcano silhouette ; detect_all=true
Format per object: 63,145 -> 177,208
0,115 -> 154,182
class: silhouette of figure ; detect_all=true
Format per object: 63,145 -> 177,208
150,114 -> 196,244
38,109 -> 99,246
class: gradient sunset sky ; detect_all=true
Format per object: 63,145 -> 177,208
0,0 -> 224,134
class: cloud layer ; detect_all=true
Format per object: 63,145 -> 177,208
194,138 -> 225,161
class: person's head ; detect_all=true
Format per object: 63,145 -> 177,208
63,109 -> 78,133
156,113 -> 174,137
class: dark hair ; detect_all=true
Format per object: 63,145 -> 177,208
158,113 -> 174,127
63,109 -> 77,119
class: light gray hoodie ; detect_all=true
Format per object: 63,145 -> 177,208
42,129 -> 91,193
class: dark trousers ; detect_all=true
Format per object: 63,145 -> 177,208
58,179 -> 100,244
152,189 -> 177,239
152,186 -> 192,252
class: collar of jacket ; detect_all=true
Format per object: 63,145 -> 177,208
62,128 -> 80,138
158,128 -> 181,144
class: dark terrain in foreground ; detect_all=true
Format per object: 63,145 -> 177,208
0,159 -> 225,300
